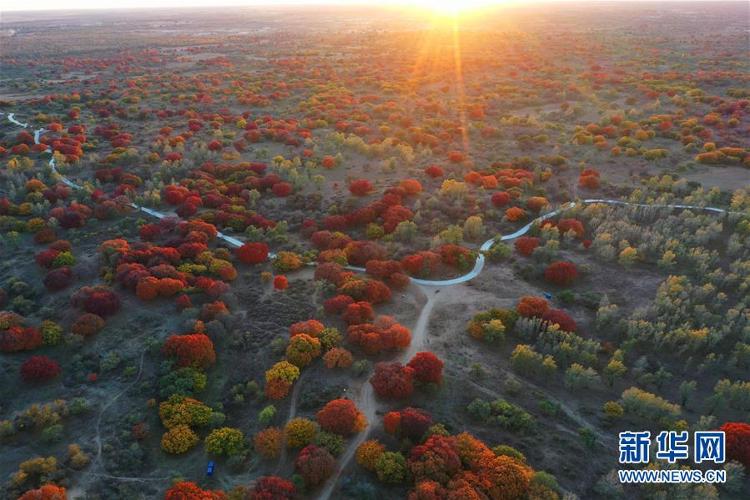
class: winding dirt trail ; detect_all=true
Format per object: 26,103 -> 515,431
4,111 -> 743,287
3,112 -> 746,496
90,350 -> 147,467
466,377 -> 614,446
69,349 -> 175,496
274,369 -> 309,475
317,285 -> 437,500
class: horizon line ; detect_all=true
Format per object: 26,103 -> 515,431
1,0 -> 745,15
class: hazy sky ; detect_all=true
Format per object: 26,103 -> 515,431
0,0 -> 739,13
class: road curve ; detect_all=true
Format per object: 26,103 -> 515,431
5,112 -> 746,497
5,112 -> 743,285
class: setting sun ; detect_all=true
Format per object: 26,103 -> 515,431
0,1 -> 747,499
409,0 -> 501,16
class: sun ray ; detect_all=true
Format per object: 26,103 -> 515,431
407,0 -> 504,17
403,6 -> 474,155
451,18 -> 470,154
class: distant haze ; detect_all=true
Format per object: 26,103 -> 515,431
0,0 -> 743,14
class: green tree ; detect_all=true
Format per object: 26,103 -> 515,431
485,242 -> 511,262
579,427 -> 597,449
678,380 -> 696,407
621,387 -> 681,425
205,427 -> 245,456
711,379 -> 750,411
602,401 -> 624,420
602,359 -> 626,387
314,431 -> 345,457
565,363 -> 599,390
159,367 -> 207,398
258,405 -> 277,426
375,451 -> 407,483
463,215 -> 484,241
393,221 -> 417,242
510,344 -> 555,378
436,224 -> 463,245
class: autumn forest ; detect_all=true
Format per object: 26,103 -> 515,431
0,2 -> 749,499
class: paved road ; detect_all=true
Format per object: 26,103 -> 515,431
5,112 -> 744,498
6,112 -> 742,285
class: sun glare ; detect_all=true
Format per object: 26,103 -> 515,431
409,0 -> 500,17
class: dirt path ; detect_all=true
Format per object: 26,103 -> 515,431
9,110 -> 743,282
317,285 -> 437,500
275,369 -> 308,474
318,284 -> 611,499
4,109 -> 744,264
92,350 -> 146,466
466,377 -> 614,446
70,349 -> 166,495
3,111 -> 745,495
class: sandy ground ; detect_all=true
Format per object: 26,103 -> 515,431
680,164 -> 750,191
317,283 -> 433,500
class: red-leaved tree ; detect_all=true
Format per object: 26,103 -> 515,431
544,261 -> 578,286
17,484 -> 68,500
541,309 -> 577,332
162,334 -> 216,369
516,296 -> 549,318
316,398 -> 366,436
20,355 -> 61,383
514,237 -> 540,257
349,179 -> 374,197
295,444 -> 336,487
236,242 -> 269,264
721,422 -> 750,468
407,352 -> 444,384
408,434 -> 462,484
247,476 -> 296,500
44,267 -> 73,291
425,165 -> 444,178
0,326 -> 43,352
342,301 -> 375,325
385,407 -> 433,442
164,481 -> 225,500
273,275 -> 289,290
491,191 -> 511,207
324,295 -> 354,315
72,286 -> 121,317
370,362 -> 415,400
